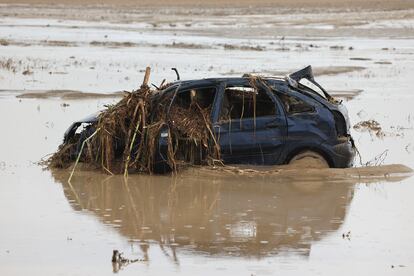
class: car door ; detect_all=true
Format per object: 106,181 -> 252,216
156,83 -> 220,167
212,79 -> 287,165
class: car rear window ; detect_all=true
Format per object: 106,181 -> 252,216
278,94 -> 315,114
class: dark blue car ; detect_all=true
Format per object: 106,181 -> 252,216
64,66 -> 355,169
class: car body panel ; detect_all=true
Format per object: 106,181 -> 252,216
214,116 -> 287,164
212,78 -> 288,164
64,66 -> 356,169
63,112 -> 99,143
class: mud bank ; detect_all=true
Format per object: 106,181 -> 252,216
190,164 -> 412,179
63,163 -> 413,184
223,66 -> 366,77
1,0 -> 414,10
15,89 -> 124,99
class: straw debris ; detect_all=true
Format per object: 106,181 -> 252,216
48,68 -> 220,175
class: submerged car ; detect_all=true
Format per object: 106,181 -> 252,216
64,66 -> 355,169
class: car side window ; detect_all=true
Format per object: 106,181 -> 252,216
174,87 -> 217,109
278,94 -> 315,115
219,85 -> 276,122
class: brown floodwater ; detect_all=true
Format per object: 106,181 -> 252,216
1,4 -> 414,276
53,165 -> 411,272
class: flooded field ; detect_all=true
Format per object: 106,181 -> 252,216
1,2 -> 414,275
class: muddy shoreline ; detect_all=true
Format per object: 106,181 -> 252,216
1,0 -> 414,10
1,3 -> 414,276
15,89 -> 125,99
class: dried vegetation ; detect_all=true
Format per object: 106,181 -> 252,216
0,58 -> 17,72
354,119 -> 384,137
48,68 -> 221,175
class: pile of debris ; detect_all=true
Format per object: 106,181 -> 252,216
353,119 -> 384,138
48,68 -> 220,175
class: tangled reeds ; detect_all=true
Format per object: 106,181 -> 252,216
48,68 -> 220,176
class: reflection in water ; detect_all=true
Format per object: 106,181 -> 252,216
51,168 -> 376,262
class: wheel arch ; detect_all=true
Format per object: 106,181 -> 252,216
284,146 -> 334,168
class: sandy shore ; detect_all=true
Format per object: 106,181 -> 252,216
1,0 -> 414,10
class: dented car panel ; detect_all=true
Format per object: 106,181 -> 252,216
271,84 -> 354,168
65,66 -> 356,169
63,112 -> 99,144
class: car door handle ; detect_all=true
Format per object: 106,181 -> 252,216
265,122 -> 279,128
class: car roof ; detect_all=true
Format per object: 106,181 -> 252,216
156,75 -> 338,111
166,77 -> 287,91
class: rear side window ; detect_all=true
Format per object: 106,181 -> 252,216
220,86 -> 276,121
174,87 -> 216,109
279,94 -> 314,115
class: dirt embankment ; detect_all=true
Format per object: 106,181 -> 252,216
16,90 -> 124,99
0,0 -> 413,10
225,66 -> 366,78
191,164 -> 413,182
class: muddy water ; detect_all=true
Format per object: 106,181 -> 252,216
52,167 -> 412,274
1,5 -> 414,276
1,98 -> 413,276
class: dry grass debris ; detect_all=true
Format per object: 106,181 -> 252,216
354,119 -> 384,137
0,58 -> 17,72
48,68 -> 220,175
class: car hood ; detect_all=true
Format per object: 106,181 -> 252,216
63,112 -> 99,143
